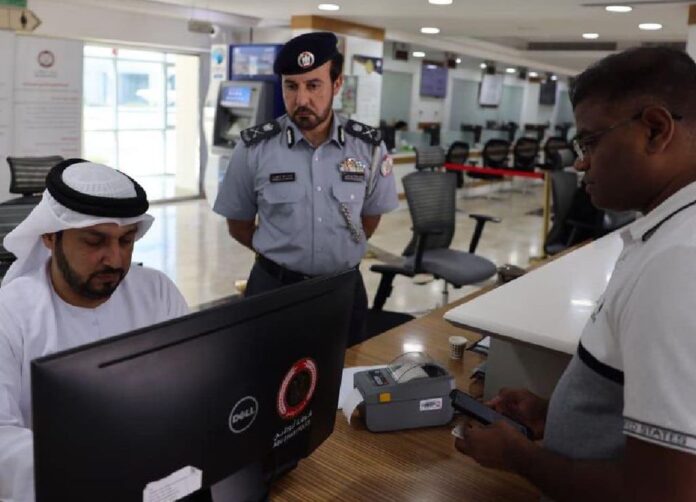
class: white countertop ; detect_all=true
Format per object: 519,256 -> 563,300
444,231 -> 624,354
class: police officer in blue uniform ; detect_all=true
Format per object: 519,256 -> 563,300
213,32 -> 399,345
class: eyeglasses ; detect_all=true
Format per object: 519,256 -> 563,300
572,109 -> 683,162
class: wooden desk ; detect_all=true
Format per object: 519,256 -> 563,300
271,296 -> 540,501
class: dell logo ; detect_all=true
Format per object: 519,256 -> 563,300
228,396 -> 259,434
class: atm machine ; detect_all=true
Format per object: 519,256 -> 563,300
212,81 -> 274,152
203,44 -> 282,205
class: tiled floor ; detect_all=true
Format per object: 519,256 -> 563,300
135,184 -> 547,313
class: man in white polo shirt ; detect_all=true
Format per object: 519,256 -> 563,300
454,47 -> 696,500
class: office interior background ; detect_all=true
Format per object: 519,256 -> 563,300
0,0 -> 694,311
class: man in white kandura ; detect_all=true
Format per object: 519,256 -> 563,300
0,159 -> 189,502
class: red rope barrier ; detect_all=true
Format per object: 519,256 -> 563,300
444,162 -> 545,180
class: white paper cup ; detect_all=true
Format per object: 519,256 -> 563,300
449,335 -> 468,359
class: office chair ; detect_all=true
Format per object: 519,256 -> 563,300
542,137 -> 574,171
512,137 -> 540,172
544,171 -> 579,255
544,171 -> 637,255
370,171 -> 499,309
445,141 -> 469,188
467,139 -> 510,180
414,145 -> 445,171
5,156 -> 64,205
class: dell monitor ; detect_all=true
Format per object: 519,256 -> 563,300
32,270 -> 357,501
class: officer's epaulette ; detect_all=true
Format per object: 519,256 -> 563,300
344,120 -> 382,146
240,120 -> 281,147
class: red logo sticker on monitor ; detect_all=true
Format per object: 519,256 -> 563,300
277,358 -> 317,420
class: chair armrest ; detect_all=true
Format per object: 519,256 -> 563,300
467,214 -> 501,253
468,214 -> 501,224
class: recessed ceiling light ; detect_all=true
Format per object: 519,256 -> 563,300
318,3 -> 340,11
455,57 -> 462,64
420,27 -> 440,34
506,67 -> 516,74
605,5 -> 632,13
582,33 -> 599,39
412,51 -> 426,58
479,63 -> 487,69
550,75 -> 558,81
639,23 -> 663,31
428,0 -> 453,4
529,71 -> 539,78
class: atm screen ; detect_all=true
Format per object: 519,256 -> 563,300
221,85 -> 253,108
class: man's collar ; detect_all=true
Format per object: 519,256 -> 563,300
284,112 -> 343,149
624,180 -> 696,243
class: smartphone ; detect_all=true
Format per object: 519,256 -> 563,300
450,389 -> 531,438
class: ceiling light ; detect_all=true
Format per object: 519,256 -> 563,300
639,23 -> 663,31
506,67 -> 516,74
412,51 -> 426,58
605,5 -> 632,13
479,63 -> 487,69
420,27 -> 440,34
318,3 -> 340,10
582,33 -> 599,39
550,75 -> 558,81
428,0 -> 453,4
455,57 -> 462,64
529,71 -> 539,78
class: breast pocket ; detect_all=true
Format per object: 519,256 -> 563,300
261,182 -> 305,218
332,184 -> 365,211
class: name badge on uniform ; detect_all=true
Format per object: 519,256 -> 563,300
270,172 -> 296,183
339,157 -> 366,183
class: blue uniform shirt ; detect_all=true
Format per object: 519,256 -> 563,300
213,113 -> 399,276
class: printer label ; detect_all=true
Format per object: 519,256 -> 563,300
419,398 -> 443,412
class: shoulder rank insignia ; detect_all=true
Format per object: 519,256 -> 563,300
240,120 -> 281,147
345,119 -> 382,146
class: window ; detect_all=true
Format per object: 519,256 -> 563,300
83,45 -> 200,201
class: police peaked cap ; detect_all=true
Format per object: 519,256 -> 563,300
273,32 -> 340,75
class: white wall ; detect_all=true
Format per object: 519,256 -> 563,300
382,47 -> 573,140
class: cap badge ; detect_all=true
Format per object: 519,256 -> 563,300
297,51 -> 315,69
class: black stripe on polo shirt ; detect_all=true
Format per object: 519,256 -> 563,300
577,342 -> 624,385
624,417 -> 696,453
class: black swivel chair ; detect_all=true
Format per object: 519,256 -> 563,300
512,137 -> 540,172
4,155 -> 64,205
414,145 -> 445,171
544,171 -> 637,255
542,137 -> 574,171
544,171 -> 580,255
468,139 -> 510,180
445,141 -> 469,188
370,171 -> 499,309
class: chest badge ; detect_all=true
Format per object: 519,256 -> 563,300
339,157 -> 366,173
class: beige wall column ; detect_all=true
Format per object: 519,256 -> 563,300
688,5 -> 696,60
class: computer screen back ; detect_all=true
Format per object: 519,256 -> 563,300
32,271 -> 356,502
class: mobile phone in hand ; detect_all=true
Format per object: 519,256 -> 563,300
450,389 -> 531,438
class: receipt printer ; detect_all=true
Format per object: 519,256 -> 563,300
353,352 -> 455,432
